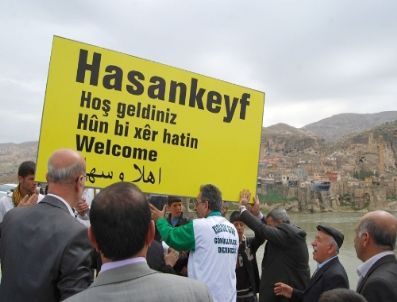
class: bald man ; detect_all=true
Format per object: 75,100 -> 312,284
354,210 -> 397,302
0,149 -> 93,302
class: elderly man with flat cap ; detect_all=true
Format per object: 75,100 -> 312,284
274,224 -> 349,302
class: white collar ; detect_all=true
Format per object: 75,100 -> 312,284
357,251 -> 394,279
318,255 -> 338,269
100,257 -> 146,273
47,194 -> 75,217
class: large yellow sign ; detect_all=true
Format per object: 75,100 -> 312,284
36,36 -> 265,201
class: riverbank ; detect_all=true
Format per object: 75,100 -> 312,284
257,199 -> 397,214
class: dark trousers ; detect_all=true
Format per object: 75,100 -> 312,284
237,293 -> 258,302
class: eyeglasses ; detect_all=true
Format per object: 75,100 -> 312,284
195,199 -> 207,207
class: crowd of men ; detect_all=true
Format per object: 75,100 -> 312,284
0,148 -> 397,302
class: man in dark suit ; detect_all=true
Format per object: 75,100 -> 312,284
354,210 -> 397,302
230,210 -> 263,302
146,237 -> 179,274
0,149 -> 93,302
239,191 -> 310,302
274,225 -> 349,301
65,182 -> 212,302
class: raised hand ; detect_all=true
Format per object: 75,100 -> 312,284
76,199 -> 89,216
239,189 -> 251,206
164,247 -> 179,267
18,193 -> 39,207
251,195 -> 261,216
149,203 -> 166,221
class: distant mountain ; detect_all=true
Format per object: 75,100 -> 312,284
302,111 -> 397,142
265,123 -> 313,137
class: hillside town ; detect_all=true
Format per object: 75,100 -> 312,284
1,114 -> 397,213
258,119 -> 397,212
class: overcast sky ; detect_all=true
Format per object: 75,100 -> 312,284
1,0 -> 396,143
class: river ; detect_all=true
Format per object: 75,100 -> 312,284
251,211 -> 397,289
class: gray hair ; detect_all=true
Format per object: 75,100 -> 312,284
47,157 -> 85,183
358,218 -> 396,250
319,288 -> 367,302
266,208 -> 290,224
328,236 -> 339,254
200,184 -> 222,212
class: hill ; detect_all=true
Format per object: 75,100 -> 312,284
302,111 -> 397,142
334,120 -> 397,177
261,123 -> 324,156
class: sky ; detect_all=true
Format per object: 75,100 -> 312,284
1,0 -> 396,143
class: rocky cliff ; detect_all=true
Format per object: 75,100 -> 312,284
259,120 -> 397,212
0,141 -> 38,182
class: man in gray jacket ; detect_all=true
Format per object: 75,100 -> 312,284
355,210 -> 397,302
0,149 -> 93,302
65,182 -> 212,302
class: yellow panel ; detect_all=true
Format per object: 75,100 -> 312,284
36,36 -> 265,201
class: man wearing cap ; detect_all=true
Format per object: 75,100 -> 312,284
274,225 -> 349,302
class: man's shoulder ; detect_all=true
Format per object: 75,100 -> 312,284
364,262 -> 397,292
0,194 -> 12,208
278,223 -> 307,238
323,257 -> 344,268
0,194 -> 13,217
194,215 -> 233,227
38,195 -> 75,218
178,213 -> 190,225
132,272 -> 211,298
65,270 -> 211,302
12,195 -> 86,232
358,255 -> 397,296
19,196 -> 61,214
0,194 -> 11,202
151,270 -> 203,285
321,258 -> 348,278
370,254 -> 397,276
